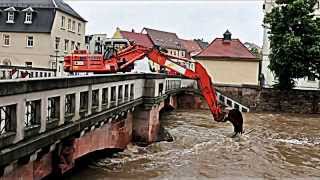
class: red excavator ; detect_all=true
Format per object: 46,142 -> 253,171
64,44 -> 243,136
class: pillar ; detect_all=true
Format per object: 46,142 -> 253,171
132,102 -> 164,143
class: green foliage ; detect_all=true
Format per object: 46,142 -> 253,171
264,0 -> 320,90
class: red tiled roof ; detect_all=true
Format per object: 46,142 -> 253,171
120,30 -> 154,48
142,28 -> 185,50
180,39 -> 202,54
195,38 -> 257,59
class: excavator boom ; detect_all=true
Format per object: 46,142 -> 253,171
64,44 -> 226,122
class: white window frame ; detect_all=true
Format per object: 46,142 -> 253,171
67,19 -> 71,30
26,36 -> 34,48
7,12 -> 14,23
72,21 -> 75,32
61,16 -> 65,29
65,39 -> 69,52
78,23 -> 81,34
71,41 -> 75,50
24,12 -> 32,24
3,34 -> 10,46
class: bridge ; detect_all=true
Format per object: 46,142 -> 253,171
0,73 -> 248,179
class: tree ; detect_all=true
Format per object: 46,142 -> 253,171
264,0 -> 320,90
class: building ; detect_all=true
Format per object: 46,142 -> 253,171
194,30 -> 259,86
194,38 -> 209,50
0,0 -> 86,77
141,28 -> 187,59
85,34 -> 107,54
262,0 -> 320,89
180,39 -> 202,58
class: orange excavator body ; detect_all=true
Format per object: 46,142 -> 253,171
64,45 -> 225,122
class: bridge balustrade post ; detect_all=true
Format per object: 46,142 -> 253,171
87,85 -> 93,116
73,92 -> 81,121
14,100 -> 25,142
107,86 -> 112,109
115,86 -> 119,106
40,97 -> 48,133
59,95 -> 65,125
122,84 -> 126,103
98,88 -> 103,112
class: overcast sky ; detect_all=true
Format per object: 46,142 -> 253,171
67,0 -> 264,46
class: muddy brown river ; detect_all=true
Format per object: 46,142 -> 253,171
65,110 -> 320,180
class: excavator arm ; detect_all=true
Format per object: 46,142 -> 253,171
107,45 -> 225,121
64,44 -> 236,123
146,47 -> 225,121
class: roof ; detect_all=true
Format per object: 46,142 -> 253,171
142,28 -> 185,50
120,30 -> 154,48
195,38 -> 257,60
194,39 -> 209,49
54,0 -> 86,22
0,8 -> 56,33
0,0 -> 86,22
180,39 -> 202,54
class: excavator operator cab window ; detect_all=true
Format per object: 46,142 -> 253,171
103,47 -> 117,60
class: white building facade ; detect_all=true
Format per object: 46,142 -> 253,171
0,0 -> 86,78
262,0 -> 320,89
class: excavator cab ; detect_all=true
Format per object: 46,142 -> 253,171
103,47 -> 117,60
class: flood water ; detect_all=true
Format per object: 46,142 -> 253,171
66,110 -> 320,180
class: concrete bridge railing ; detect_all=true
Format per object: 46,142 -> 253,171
0,73 -> 197,176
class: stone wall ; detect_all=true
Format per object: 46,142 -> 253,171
215,83 -> 320,114
214,83 -> 261,109
256,88 -> 320,114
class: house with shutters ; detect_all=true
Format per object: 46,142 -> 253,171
0,0 -> 86,78
194,30 -> 260,86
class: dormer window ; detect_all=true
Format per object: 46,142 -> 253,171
7,12 -> 14,23
22,7 -> 34,24
4,7 -> 17,24
25,12 -> 32,24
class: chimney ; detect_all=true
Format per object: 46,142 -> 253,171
223,30 -> 232,43
132,28 -> 135,33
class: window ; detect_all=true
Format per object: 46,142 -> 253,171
315,2 -> 320,9
308,75 -> 316,81
55,37 -> 60,50
25,12 -> 32,24
78,23 -> 81,33
47,97 -> 60,121
3,35 -> 10,46
26,36 -> 34,47
25,62 -> 32,67
61,16 -> 65,28
64,39 -> 69,52
67,19 -> 71,30
77,42 -> 81,49
71,41 -> 75,50
25,100 -> 41,128
7,12 -> 14,23
72,21 -> 75,31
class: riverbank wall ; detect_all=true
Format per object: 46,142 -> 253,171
215,84 -> 320,114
